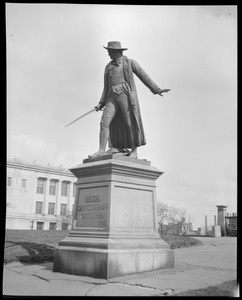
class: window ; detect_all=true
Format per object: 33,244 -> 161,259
48,203 -> 55,215
49,180 -> 57,195
36,201 -> 43,214
7,177 -> 12,186
37,222 -> 44,230
49,222 -> 57,230
60,204 -> 67,216
61,181 -> 68,196
37,178 -> 45,194
22,179 -> 27,188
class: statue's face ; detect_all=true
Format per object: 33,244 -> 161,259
108,49 -> 122,60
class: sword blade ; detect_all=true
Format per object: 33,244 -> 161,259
65,108 -> 96,128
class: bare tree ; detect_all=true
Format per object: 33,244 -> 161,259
157,202 -> 170,225
186,213 -> 192,223
56,210 -> 73,230
157,202 -> 188,225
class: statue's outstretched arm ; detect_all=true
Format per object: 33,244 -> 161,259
131,59 -> 170,96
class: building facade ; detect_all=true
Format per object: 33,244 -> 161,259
225,213 -> 237,236
6,158 -> 77,230
159,220 -> 193,235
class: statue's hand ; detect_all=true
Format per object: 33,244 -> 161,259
95,103 -> 103,111
157,89 -> 171,97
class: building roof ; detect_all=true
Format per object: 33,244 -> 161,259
7,158 -> 76,177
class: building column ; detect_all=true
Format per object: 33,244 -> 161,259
72,182 -> 77,207
67,181 -> 71,214
55,180 -> 60,216
57,180 -> 62,216
216,205 -> 227,236
43,178 -> 49,215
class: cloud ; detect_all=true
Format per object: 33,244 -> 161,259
7,134 -> 57,164
199,5 -> 237,18
7,134 -> 91,170
54,150 -> 88,169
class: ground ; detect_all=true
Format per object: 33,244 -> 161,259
4,230 -> 237,296
174,280 -> 238,297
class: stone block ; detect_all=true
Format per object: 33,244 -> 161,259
213,225 -> 221,237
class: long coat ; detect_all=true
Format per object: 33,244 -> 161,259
99,56 -> 161,150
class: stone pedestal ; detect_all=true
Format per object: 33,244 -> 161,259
213,225 -> 221,237
53,155 -> 174,279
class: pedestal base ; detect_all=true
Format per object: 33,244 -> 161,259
53,155 -> 174,278
54,243 -> 174,279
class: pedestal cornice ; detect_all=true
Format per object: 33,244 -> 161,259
70,156 -> 163,181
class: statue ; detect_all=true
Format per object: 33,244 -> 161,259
88,41 -> 170,159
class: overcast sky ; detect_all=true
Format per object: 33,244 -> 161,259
6,4 -> 237,229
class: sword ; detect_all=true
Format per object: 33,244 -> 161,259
65,107 -> 97,128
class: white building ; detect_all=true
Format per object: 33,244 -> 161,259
6,158 -> 77,230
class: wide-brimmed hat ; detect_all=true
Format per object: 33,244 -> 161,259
103,41 -> 128,51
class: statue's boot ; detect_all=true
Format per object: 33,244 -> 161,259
88,150 -> 106,158
105,148 -> 120,155
127,129 -> 138,158
128,150 -> 137,158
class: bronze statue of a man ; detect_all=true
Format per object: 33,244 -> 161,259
89,41 -> 170,158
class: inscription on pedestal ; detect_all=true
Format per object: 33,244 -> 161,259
75,186 -> 109,229
85,195 -> 101,203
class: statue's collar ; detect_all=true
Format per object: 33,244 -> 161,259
111,56 -> 123,66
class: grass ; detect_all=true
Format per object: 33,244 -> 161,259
5,229 -> 69,247
173,280 -> 239,297
161,234 -> 203,249
4,241 -> 55,264
4,229 -> 69,264
4,230 -> 203,264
